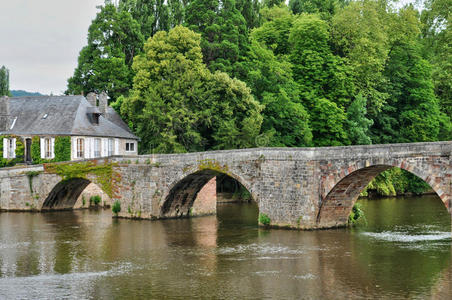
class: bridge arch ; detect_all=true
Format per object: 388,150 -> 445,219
42,178 -> 92,210
316,162 -> 449,228
41,178 -> 111,210
160,168 -> 255,219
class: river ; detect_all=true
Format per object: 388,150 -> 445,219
0,195 -> 451,299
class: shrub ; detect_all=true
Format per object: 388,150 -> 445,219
112,200 -> 121,215
259,213 -> 271,226
348,203 -> 366,226
90,195 -> 101,206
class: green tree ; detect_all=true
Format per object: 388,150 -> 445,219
120,26 -> 263,153
289,0 -> 338,18
251,5 -> 295,56
372,6 -> 447,143
236,0 -> 261,29
288,14 -> 352,146
346,93 -> 373,145
67,4 -> 144,100
331,0 -> 390,116
309,98 -> 349,146
185,0 -> 249,76
244,40 -> 312,146
119,0 -> 172,38
421,0 -> 451,116
263,0 -> 285,8
0,66 -> 9,96
289,14 -> 353,109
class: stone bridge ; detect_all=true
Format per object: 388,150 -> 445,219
1,141 -> 452,230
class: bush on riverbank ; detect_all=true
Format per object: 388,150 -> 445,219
112,200 -> 121,216
361,168 -> 431,198
349,203 -> 366,226
90,195 -> 101,206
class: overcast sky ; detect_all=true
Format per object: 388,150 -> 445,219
1,0 -> 418,96
0,0 -> 104,95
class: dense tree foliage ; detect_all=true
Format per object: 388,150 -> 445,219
120,26 -> 262,152
66,4 -> 144,100
68,0 -> 451,196
0,66 -> 10,96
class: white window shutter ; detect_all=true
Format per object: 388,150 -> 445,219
72,137 -> 76,160
3,138 -> 7,159
101,138 -> 106,157
12,138 -> 16,158
87,138 -> 92,159
40,138 -> 45,159
115,139 -> 119,155
51,138 -> 55,159
84,138 -> 89,159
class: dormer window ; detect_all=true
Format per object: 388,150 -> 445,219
86,106 -> 101,125
93,113 -> 100,125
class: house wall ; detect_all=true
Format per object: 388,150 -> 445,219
2,135 -> 138,164
71,136 -> 137,160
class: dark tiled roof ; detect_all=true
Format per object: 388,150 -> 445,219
0,96 -> 138,140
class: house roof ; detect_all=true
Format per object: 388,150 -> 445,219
0,95 -> 138,140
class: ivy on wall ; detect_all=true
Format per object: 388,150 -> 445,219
1,135 -> 73,168
31,136 -> 72,164
54,137 -> 71,162
30,136 -> 50,165
0,135 -> 25,167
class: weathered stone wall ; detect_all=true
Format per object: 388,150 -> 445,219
74,183 -> 111,209
0,158 -> 113,211
1,141 -> 451,230
191,177 -> 216,216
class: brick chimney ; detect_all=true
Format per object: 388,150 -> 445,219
0,96 -> 10,132
98,92 -> 108,115
86,92 -> 97,107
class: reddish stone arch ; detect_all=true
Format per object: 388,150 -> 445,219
159,168 -> 256,219
316,161 -> 450,229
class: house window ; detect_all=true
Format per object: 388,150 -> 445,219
8,138 -> 15,158
44,138 -> 52,158
93,113 -> 100,125
108,138 -> 114,156
77,138 -> 84,158
125,142 -> 135,152
94,138 -> 101,157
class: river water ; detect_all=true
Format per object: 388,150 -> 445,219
0,195 -> 451,299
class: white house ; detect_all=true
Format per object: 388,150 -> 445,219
0,92 -> 138,163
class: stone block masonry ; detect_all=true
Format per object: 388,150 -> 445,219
0,141 -> 452,230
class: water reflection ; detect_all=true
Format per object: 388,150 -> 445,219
0,195 -> 450,299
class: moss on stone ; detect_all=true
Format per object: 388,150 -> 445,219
197,159 -> 230,175
44,160 -> 121,198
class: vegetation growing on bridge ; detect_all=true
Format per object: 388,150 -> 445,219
259,213 -> 271,227
197,159 -> 231,175
112,200 -> 121,216
44,161 -> 121,198
25,170 -> 43,194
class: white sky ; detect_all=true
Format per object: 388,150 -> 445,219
0,0 -> 104,95
0,0 -> 418,95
